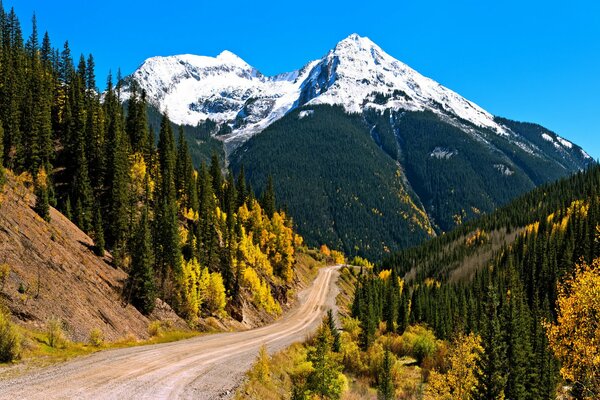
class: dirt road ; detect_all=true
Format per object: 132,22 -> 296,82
0,266 -> 341,399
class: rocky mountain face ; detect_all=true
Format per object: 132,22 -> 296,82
122,34 -> 593,258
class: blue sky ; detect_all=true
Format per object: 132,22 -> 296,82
7,0 -> 600,158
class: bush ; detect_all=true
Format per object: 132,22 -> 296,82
46,317 -> 67,348
0,264 -> 10,290
88,328 -> 104,347
0,310 -> 21,362
148,321 -> 162,337
413,333 -> 436,364
392,325 -> 437,365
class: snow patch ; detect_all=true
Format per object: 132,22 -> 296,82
581,149 -> 592,159
494,164 -> 515,176
430,147 -> 457,159
298,110 -> 314,119
556,137 -> 573,149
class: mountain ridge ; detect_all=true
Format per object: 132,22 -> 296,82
121,34 -> 593,259
122,33 -> 588,164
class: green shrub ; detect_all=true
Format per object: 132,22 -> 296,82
88,328 -> 104,347
0,309 -> 21,362
46,317 -> 66,348
0,264 -> 10,290
148,321 -> 162,337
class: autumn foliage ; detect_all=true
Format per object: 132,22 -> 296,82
545,258 -> 600,399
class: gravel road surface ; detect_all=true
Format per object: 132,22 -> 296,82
0,266 -> 341,399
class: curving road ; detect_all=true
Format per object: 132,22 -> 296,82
0,266 -> 341,399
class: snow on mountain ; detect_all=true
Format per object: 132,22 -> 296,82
122,34 -> 584,156
300,34 -> 509,136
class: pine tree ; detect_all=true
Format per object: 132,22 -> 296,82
261,174 -> 276,218
0,122 -> 4,183
155,112 -> 182,302
378,349 -> 395,400
209,152 -> 223,206
476,284 -> 508,400
306,323 -> 344,400
127,207 -> 156,315
103,74 -> 130,264
504,263 -> 532,400
236,164 -> 247,208
326,309 -> 341,352
93,206 -> 105,256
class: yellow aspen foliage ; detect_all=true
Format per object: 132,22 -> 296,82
379,269 -> 392,281
544,258 -> 600,398
320,244 -> 331,257
465,228 -> 488,247
178,226 -> 189,247
330,250 -> 345,265
180,258 -> 201,320
197,267 -> 211,305
129,153 -> 153,200
183,207 -> 198,222
239,201 -> 297,284
424,278 -> 440,288
238,202 -> 250,222
524,222 -> 540,236
205,272 -> 227,316
293,234 -> 304,248
351,256 -> 374,269
398,277 -> 405,296
239,230 -> 273,277
424,333 -> 483,400
249,345 -> 271,385
242,267 -> 281,315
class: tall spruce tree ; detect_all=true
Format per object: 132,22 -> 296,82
378,349 -> 395,400
261,174 -> 276,218
127,206 -> 156,314
476,284 -> 508,400
155,112 -> 182,303
103,74 -> 130,264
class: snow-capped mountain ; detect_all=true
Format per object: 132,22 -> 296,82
121,33 -> 593,259
122,34 -> 585,160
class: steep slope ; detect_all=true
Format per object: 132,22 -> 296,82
230,105 -> 591,259
0,172 -> 170,341
230,105 -> 434,258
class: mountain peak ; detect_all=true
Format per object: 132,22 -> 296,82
335,33 -> 380,53
216,50 -> 249,67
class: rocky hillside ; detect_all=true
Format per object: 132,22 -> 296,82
0,172 -> 184,342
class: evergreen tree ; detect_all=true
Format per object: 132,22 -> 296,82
155,112 -> 182,302
93,206 -> 105,257
504,263 -> 532,400
209,152 -> 223,206
306,323 -> 344,400
34,167 -> 50,222
476,284 -> 507,400
326,309 -> 341,352
103,74 -> 130,264
261,174 -> 276,218
127,207 -> 156,314
378,349 -> 395,400
236,164 -> 247,208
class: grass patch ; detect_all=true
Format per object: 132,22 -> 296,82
0,323 -> 200,374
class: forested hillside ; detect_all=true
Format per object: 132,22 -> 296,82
0,4 -> 304,327
233,104 -> 592,260
230,105 -> 435,259
351,165 -> 600,398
